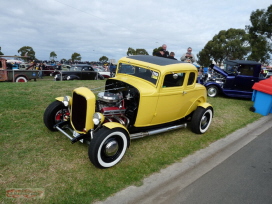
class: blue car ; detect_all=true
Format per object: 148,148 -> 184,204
198,60 -> 263,98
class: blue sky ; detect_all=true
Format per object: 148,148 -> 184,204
1,0 -> 271,62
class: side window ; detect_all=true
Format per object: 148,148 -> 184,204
238,65 -> 254,76
0,61 -> 2,68
187,72 -> 196,85
163,73 -> 185,88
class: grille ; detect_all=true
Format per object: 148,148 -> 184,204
71,92 -> 87,131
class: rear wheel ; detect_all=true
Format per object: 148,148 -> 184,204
15,76 -> 28,82
207,85 -> 218,97
43,101 -> 69,131
191,106 -> 213,134
89,127 -> 128,168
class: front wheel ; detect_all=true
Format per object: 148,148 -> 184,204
89,127 -> 129,168
206,85 -> 218,97
191,106 -> 213,134
43,101 -> 70,131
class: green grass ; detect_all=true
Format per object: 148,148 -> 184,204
0,78 -> 262,203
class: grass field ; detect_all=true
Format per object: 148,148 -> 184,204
0,77 -> 262,203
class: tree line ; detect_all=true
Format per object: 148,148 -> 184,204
1,5 -> 271,66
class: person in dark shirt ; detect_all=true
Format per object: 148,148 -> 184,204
168,52 -> 177,60
109,63 -> 116,77
156,44 -> 169,58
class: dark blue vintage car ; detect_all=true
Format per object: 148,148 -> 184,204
198,60 -> 263,98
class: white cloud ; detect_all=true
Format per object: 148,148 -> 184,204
1,0 -> 271,61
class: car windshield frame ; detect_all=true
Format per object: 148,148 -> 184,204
117,63 -> 159,85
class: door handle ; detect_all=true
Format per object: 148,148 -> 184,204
183,91 -> 187,95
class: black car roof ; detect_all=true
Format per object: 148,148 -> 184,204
126,55 -> 182,66
72,64 -> 91,67
224,60 -> 261,66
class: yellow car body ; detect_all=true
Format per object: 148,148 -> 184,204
44,55 -> 213,168
115,56 -> 209,127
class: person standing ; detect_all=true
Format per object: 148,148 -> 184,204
40,63 -> 45,79
156,44 -> 169,58
180,47 -> 196,63
109,63 -> 116,77
168,52 -> 177,60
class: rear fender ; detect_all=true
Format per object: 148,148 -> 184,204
197,102 -> 213,110
184,96 -> 213,117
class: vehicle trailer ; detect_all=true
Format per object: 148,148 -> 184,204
0,57 -> 38,82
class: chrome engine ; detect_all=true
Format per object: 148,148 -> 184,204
201,68 -> 226,87
96,91 -> 131,127
97,91 -> 126,116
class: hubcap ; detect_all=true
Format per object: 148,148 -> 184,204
208,88 -> 216,97
104,140 -> 119,156
201,115 -> 208,127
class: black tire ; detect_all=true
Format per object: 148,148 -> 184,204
191,106 -> 213,134
249,106 -> 255,112
43,101 -> 69,131
15,76 -> 28,82
89,127 -> 128,168
206,85 -> 218,97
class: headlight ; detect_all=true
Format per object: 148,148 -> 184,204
63,96 -> 70,107
93,112 -> 105,125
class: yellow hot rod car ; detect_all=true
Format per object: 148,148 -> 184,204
43,55 -> 213,168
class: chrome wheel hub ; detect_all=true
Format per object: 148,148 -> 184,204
104,140 -> 119,156
208,88 -> 216,96
201,115 -> 208,127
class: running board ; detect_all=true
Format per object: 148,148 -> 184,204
130,123 -> 187,140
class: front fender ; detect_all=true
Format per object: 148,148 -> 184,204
102,122 -> 130,147
56,97 -> 64,102
55,96 -> 72,106
204,82 -> 223,91
102,122 -> 129,133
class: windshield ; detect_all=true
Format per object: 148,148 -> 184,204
224,63 -> 238,74
117,63 -> 159,85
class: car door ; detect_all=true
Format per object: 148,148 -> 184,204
151,72 -> 196,125
81,67 -> 96,80
234,64 -> 258,91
